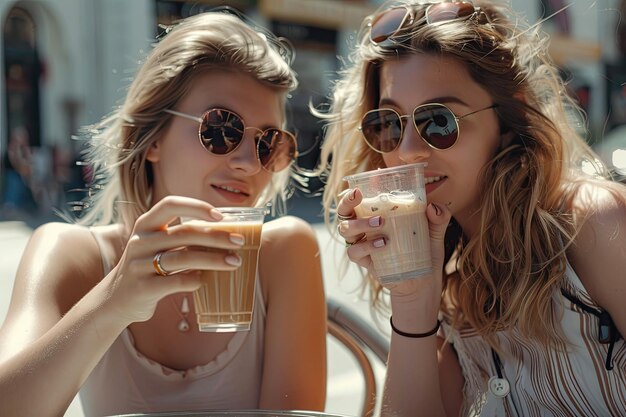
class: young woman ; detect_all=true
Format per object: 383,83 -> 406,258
0,11 -> 326,416
319,1 -> 625,416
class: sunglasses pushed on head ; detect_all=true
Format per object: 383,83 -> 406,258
361,2 -> 496,152
369,1 -> 483,45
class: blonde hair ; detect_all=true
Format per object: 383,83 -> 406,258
318,0 -> 610,347
78,11 -> 297,227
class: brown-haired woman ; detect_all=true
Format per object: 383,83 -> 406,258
319,1 -> 625,416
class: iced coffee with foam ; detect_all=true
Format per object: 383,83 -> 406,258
345,163 -> 431,284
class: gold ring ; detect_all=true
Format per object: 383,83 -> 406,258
152,252 -> 170,276
345,233 -> 367,247
336,212 -> 355,222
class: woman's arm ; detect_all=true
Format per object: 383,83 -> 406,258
0,222 -> 130,416
383,331 -> 464,417
0,196 -> 241,416
258,216 -> 327,411
337,189 -> 458,416
568,182 -> 626,338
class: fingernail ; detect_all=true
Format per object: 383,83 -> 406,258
225,254 -> 241,266
348,189 -> 357,201
369,216 -> 381,227
210,209 -> 223,221
430,203 -> 442,216
229,233 -> 244,246
373,238 -> 385,248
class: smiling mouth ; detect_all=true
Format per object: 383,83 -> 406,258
212,185 -> 250,197
425,176 -> 446,184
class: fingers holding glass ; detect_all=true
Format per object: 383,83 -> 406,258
345,235 -> 386,269
338,214 -> 383,245
335,188 -> 363,222
150,248 -> 242,278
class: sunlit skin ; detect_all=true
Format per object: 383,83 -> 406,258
138,70 -> 287,367
379,54 -> 500,239
337,53 -> 502,267
0,70 -> 327,415
148,70 -> 276,207
333,53 -> 504,416
334,54 -> 626,417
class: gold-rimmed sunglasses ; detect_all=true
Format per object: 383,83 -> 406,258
359,103 -> 497,153
164,108 -> 298,173
369,1 -> 482,45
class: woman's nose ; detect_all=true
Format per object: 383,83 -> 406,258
397,121 -> 432,164
227,129 -> 262,174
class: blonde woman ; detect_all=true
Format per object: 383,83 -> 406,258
319,1 -> 625,416
0,11 -> 326,416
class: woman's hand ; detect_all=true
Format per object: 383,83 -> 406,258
336,188 -> 452,307
387,201 -> 451,322
336,188 -> 381,270
102,196 -> 245,324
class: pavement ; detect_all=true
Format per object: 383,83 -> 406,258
0,195 -> 389,417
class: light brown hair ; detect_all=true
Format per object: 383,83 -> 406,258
79,11 -> 297,227
318,0 -> 611,347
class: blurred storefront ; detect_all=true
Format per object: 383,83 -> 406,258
0,0 -> 624,222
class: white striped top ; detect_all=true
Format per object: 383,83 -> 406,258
442,262 -> 626,417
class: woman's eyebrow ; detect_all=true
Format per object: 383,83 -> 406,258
379,95 -> 469,108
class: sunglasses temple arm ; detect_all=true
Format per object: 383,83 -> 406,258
457,104 -> 497,120
163,109 -> 204,123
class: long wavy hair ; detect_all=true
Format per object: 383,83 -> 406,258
318,0 -> 611,347
78,11 -> 297,228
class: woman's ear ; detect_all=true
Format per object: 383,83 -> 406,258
146,140 -> 161,163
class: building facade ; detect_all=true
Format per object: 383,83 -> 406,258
0,0 -> 623,218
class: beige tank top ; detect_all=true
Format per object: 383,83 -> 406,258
443,262 -> 625,417
79,228 -> 267,416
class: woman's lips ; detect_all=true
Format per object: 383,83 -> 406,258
211,184 -> 250,203
424,175 -> 446,194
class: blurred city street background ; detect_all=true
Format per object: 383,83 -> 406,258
1,0 -> 626,416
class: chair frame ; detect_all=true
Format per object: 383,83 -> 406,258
326,298 -> 390,417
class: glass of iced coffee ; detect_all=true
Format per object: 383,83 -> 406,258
184,207 -> 265,332
344,163 -> 431,284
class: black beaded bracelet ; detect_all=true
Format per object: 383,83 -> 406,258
390,316 -> 441,338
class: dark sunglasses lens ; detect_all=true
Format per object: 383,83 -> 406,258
257,130 -> 296,172
413,105 -> 458,149
200,109 -> 244,155
361,109 -> 402,153
370,7 -> 408,44
426,2 -> 475,24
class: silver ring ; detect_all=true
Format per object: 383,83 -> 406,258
336,212 -> 355,222
152,252 -> 170,277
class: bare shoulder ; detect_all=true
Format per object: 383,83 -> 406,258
26,222 -> 99,269
569,181 -> 626,253
28,222 -> 101,265
0,222 -> 106,353
261,215 -> 318,243
14,222 -> 106,314
571,181 -> 626,223
260,215 -> 320,269
258,216 -> 322,300
566,180 -> 626,314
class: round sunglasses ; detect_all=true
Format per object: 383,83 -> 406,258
369,2 -> 482,45
359,103 -> 497,153
164,108 -> 297,172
